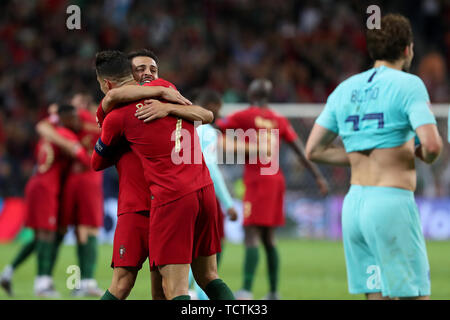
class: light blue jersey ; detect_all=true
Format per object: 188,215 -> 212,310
196,123 -> 234,210
316,65 -> 436,152
317,65 -> 435,298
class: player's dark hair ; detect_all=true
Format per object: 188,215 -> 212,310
127,49 -> 159,65
247,78 -> 273,106
95,50 -> 133,80
366,14 -> 413,63
194,89 -> 222,109
57,104 -> 76,116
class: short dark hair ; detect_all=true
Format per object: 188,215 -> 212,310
194,89 -> 222,108
95,50 -> 132,80
57,104 -> 76,116
247,78 -> 272,105
127,49 -> 159,65
366,14 -> 413,63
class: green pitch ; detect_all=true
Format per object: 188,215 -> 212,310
0,239 -> 449,300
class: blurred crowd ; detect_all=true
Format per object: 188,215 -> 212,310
0,0 -> 449,198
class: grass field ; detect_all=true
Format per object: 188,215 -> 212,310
0,239 -> 449,300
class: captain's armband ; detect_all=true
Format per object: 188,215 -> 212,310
94,138 -> 112,157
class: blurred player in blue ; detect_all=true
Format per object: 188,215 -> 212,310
305,14 -> 442,300
187,89 -> 238,299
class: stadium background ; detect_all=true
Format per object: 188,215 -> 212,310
0,0 -> 449,299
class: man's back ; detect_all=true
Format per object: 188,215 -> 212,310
316,65 -> 436,190
216,106 -> 297,182
104,102 -> 212,207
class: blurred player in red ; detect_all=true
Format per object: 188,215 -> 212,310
216,78 -> 329,300
36,93 -> 104,297
94,50 -> 214,301
92,50 -> 235,300
1,104 -> 90,297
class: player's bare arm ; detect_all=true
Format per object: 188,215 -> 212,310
135,99 -> 214,124
36,119 -> 85,158
102,85 -> 192,114
305,123 -> 350,166
414,124 -> 442,164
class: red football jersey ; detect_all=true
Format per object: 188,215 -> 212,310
92,99 -> 213,207
71,109 -> 102,176
77,109 -> 101,156
114,142 -> 151,214
32,126 -> 81,195
216,106 -> 298,182
93,78 -> 180,214
95,102 -> 151,214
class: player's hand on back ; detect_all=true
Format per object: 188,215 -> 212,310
226,207 -> 238,221
160,87 -> 192,106
135,99 -> 171,123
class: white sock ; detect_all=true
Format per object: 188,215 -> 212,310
81,279 -> 97,290
34,275 -> 52,292
1,265 -> 13,280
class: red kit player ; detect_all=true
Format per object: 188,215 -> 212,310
216,78 -> 329,300
92,50 -> 235,300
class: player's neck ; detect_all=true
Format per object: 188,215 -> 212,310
251,102 -> 269,109
113,77 -> 136,89
373,60 -> 404,71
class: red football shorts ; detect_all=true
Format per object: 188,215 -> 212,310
24,178 -> 59,231
216,197 -> 225,240
60,171 -> 104,227
111,211 -> 150,270
243,174 -> 286,227
148,184 -> 221,269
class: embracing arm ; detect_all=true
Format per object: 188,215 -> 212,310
102,85 -> 191,114
36,119 -> 90,166
36,119 -> 79,156
91,139 -> 123,171
135,100 -> 213,125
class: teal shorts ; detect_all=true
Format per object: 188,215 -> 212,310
342,185 -> 430,298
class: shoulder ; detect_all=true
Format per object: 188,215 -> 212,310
78,109 -> 96,123
386,71 -> 428,99
197,123 -> 216,138
221,109 -> 248,123
334,70 -> 372,93
233,107 -> 254,118
398,72 -> 426,89
146,78 -> 177,90
103,107 -> 128,125
196,123 -> 209,133
268,108 -> 287,120
55,126 -> 78,140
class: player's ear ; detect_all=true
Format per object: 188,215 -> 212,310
105,79 -> 114,90
409,43 -> 414,57
404,44 -> 413,58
